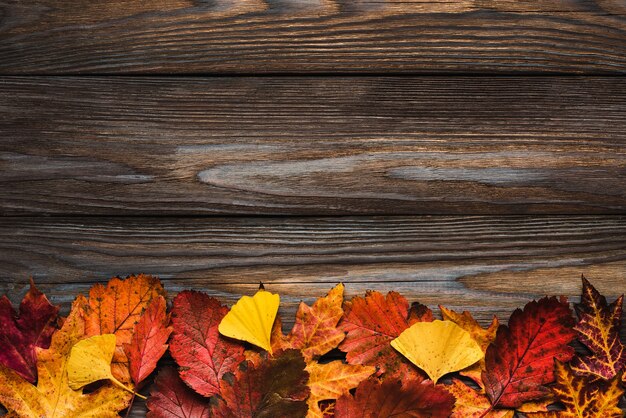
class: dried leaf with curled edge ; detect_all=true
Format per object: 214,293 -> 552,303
391,320 -> 483,383
146,366 -> 211,418
170,291 -> 245,398
570,277 -> 625,380
339,290 -> 416,378
440,305 -> 498,387
334,377 -> 455,418
526,361 -> 624,418
125,295 -> 172,386
219,288 -> 280,354
483,297 -> 576,408
273,284 -> 345,362
305,360 -> 375,418
213,349 -> 310,418
0,296 -> 131,417
0,279 -> 60,383
84,274 -> 165,384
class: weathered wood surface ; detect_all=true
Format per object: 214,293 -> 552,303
2,76 -> 625,215
0,0 -> 625,74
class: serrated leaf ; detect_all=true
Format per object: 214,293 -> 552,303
213,349 -> 310,418
0,279 -> 60,383
125,295 -> 172,386
482,297 -> 576,408
305,360 -> 374,418
170,291 -> 245,398
526,361 -> 624,418
446,379 -> 514,418
219,288 -> 279,354
84,274 -> 165,384
334,377 -> 454,418
338,290 -> 417,378
570,277 -> 625,380
273,284 -> 345,362
0,296 -> 131,417
146,366 -> 211,418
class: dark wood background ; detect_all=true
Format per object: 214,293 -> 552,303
1,0 -> 625,416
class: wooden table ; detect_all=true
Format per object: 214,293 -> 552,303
1,1 -> 625,416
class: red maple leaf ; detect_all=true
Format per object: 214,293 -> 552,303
213,349 -> 310,418
334,377 -> 454,418
338,290 -> 419,378
0,279 -> 59,383
570,277 -> 625,380
125,295 -> 173,386
146,366 -> 211,418
169,291 -> 245,397
482,296 -> 576,409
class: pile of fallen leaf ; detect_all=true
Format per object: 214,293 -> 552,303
0,275 -> 623,417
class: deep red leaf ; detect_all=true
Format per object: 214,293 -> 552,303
125,295 -> 173,386
0,280 -> 59,383
338,291 -> 418,378
570,277 -> 625,380
334,377 -> 454,418
483,296 -> 576,408
213,349 -> 310,418
146,366 -> 211,418
170,291 -> 245,397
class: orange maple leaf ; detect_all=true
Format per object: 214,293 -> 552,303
305,360 -> 374,418
273,284 -> 345,361
83,274 -> 166,383
0,296 -> 131,417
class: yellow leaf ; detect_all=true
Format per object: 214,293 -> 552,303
0,296 -> 132,417
391,320 -> 483,383
219,288 -> 280,354
67,334 -> 145,399
305,360 -> 375,418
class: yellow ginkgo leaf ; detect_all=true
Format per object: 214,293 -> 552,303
218,288 -> 280,354
67,334 -> 145,399
390,320 -> 483,384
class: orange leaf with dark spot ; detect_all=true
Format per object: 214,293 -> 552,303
483,297 -> 576,409
570,277 -> 625,380
213,349 -> 310,418
334,377 -> 454,418
0,279 -> 59,383
169,291 -> 245,398
84,274 -> 165,384
146,366 -> 210,418
125,295 -> 172,386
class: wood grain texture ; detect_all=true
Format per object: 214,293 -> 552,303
0,0 -> 625,74
2,76 -> 626,215
1,215 -> 625,416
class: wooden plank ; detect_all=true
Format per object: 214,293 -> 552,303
1,215 -> 625,416
2,76 -> 625,215
0,1 -> 624,74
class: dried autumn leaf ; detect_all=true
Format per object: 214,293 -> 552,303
213,349 -> 310,418
527,361 -> 624,418
391,320 -> 483,383
219,288 -> 280,354
339,290 -> 416,378
408,302 -> 434,324
334,377 -> 455,418
84,274 -> 165,384
446,379 -> 514,418
0,296 -> 131,417
483,297 -> 576,408
570,277 -> 625,380
146,366 -> 211,418
0,279 -> 59,383
170,291 -> 245,397
125,295 -> 172,386
273,284 -> 345,362
305,360 -> 375,418
440,305 -> 498,387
